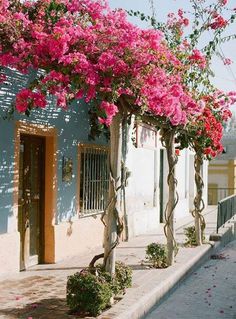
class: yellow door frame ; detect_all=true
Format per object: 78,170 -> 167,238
14,121 -> 57,264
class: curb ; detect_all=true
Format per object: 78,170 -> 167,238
98,222 -> 235,319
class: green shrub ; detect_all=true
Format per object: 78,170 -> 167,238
96,261 -> 132,295
66,270 -> 112,316
66,262 -> 132,316
184,226 -> 197,246
114,261 -> 132,294
184,225 -> 205,246
145,243 -> 168,268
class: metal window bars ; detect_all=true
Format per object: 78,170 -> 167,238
78,144 -> 109,216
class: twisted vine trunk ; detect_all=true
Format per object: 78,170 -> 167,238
193,152 -> 205,245
162,129 -> 179,266
103,113 -> 123,275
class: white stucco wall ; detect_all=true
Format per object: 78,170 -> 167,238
124,122 -> 159,237
175,149 -> 189,220
188,153 -> 196,211
123,119 -> 207,237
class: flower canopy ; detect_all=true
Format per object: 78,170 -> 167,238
0,0 -> 202,126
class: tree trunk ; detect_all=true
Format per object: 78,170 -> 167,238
162,129 -> 178,266
193,153 -> 205,245
103,113 -> 123,276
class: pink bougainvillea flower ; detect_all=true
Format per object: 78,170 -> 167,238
219,0 -> 227,6
175,149 -> 180,156
223,58 -> 232,65
209,15 -> 228,29
188,49 -> 206,69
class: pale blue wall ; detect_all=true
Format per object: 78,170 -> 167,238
0,69 -> 107,234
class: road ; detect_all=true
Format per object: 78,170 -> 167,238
145,240 -> 236,319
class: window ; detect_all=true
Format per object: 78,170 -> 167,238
78,144 -> 109,216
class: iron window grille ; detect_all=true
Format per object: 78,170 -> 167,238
78,144 -> 109,216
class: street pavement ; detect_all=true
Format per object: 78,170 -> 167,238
145,240 -> 236,319
0,206 -> 234,319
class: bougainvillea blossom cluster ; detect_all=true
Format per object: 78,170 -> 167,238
154,0 -> 235,160
181,91 -> 235,159
188,49 -> 206,69
209,14 -> 228,30
0,0 -> 205,127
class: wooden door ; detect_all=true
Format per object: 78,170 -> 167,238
18,134 -> 45,270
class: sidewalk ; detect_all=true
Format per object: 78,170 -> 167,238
0,206 -> 234,319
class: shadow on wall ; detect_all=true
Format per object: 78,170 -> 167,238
0,68 -> 107,234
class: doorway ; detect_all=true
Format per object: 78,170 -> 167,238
18,134 -> 45,270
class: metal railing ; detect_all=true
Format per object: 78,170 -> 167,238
217,194 -> 236,233
208,188 -> 236,205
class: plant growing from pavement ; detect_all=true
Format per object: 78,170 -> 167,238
145,243 -> 168,268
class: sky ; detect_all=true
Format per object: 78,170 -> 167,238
108,0 -> 236,94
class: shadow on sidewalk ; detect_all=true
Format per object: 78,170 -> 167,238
0,298 -> 78,319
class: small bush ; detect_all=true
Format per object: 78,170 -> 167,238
114,261 -> 132,294
184,226 -> 197,246
96,261 -> 132,295
145,243 -> 168,268
184,225 -> 205,247
66,270 -> 112,316
67,262 -> 132,316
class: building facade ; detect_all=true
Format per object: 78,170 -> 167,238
0,69 -> 208,275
